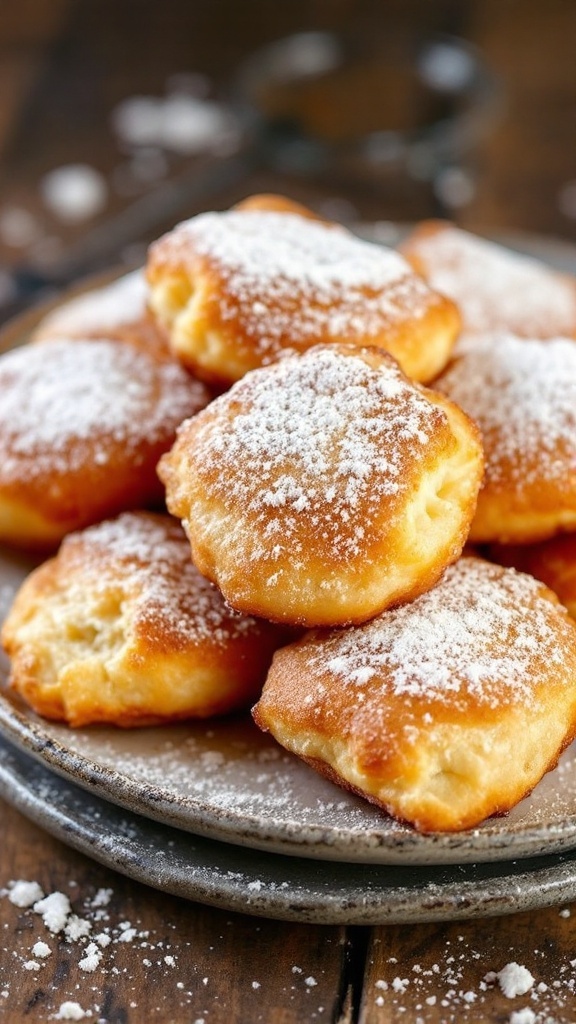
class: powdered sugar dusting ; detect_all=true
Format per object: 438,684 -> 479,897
156,209 -> 434,359
436,334 -> 576,486
409,225 -> 576,336
35,270 -> 147,339
313,559 -> 569,708
62,512 -> 265,645
0,338 -> 207,481
187,346 -> 446,564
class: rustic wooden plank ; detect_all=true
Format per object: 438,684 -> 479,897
358,909 -> 576,1023
0,799 -> 349,1023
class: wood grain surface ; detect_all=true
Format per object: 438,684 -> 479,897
1,1 -> 576,1021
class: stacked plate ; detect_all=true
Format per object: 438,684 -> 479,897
3,230 -> 576,924
4,541 -> 576,925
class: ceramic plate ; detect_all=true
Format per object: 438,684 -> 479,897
5,730 -> 576,925
2,230 -> 576,870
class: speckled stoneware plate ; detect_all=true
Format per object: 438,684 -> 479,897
2,229 -> 576,871
5,731 -> 576,925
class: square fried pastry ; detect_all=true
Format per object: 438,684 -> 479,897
32,269 -> 170,359
436,333 -> 576,543
400,220 -> 576,339
0,337 -> 210,548
146,194 -> 461,386
1,512 -> 291,727
253,557 -> 576,832
159,343 -> 483,628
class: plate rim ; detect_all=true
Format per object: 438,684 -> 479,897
4,730 -> 576,926
4,683 -> 576,867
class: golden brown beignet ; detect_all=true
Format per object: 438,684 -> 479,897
490,535 -> 576,621
253,557 -> 576,832
159,344 -> 483,627
400,220 -> 576,339
1,512 -> 290,727
233,193 -> 326,220
33,269 -> 171,359
146,195 -> 460,386
0,337 -> 210,549
436,333 -> 576,543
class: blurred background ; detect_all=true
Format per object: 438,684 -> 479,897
0,0 -> 575,313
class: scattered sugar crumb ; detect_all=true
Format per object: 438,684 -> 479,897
33,892 -> 71,934
32,941 -> 52,959
54,1002 -> 90,1021
89,888 -> 113,909
65,916 -> 92,942
78,943 -> 102,973
509,1010 -> 536,1024
305,977 -> 318,988
164,955 -> 176,967
392,977 -> 410,993
559,908 -> 571,918
22,960 -> 40,971
252,981 -> 261,990
8,880 -> 45,908
94,933 -> 111,948
497,963 -> 535,998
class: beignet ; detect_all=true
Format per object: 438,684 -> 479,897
436,332 -> 576,543
1,512 -> 290,727
253,557 -> 576,832
159,343 -> 483,627
0,337 -> 210,548
33,269 -> 170,359
400,220 -> 576,339
146,195 -> 460,386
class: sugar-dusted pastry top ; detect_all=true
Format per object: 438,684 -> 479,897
160,343 -> 483,626
303,560 -> 562,708
0,337 -> 210,547
490,534 -> 576,622
436,332 -> 576,543
1,511 -> 290,727
34,270 -> 147,338
400,220 -> 576,338
253,557 -> 576,831
147,198 -> 460,385
33,269 -> 170,358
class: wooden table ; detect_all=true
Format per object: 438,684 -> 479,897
1,2 -> 576,1021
